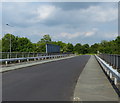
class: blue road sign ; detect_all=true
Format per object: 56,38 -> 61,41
46,44 -> 60,53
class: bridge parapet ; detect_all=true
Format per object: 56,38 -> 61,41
0,52 -> 74,66
98,54 -> 120,72
95,54 -> 120,96
1,52 -> 72,59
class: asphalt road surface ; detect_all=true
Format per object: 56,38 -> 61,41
2,55 -> 90,101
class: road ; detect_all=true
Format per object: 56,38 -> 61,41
2,55 -> 90,101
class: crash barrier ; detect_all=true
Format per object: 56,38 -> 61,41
1,52 -> 72,59
95,55 -> 120,96
0,53 -> 74,66
98,54 -> 120,72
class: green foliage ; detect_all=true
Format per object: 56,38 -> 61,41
2,34 -> 34,52
74,43 -> 82,54
72,36 -> 120,54
34,43 -> 46,53
0,39 -> 2,52
16,37 -> 34,52
115,36 -> 120,54
89,43 -> 99,54
39,34 -> 52,43
65,43 -> 74,53
1,33 -> 120,54
97,38 -> 119,54
81,44 -> 90,54
2,34 -> 18,52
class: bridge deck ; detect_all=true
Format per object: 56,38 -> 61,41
2,55 -> 90,101
74,55 -> 118,101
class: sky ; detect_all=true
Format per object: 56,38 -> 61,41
1,2 -> 118,45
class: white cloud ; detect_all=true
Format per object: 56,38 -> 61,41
84,28 -> 98,37
36,5 -> 56,20
59,32 -> 82,39
79,6 -> 118,23
54,28 -> 98,40
3,2 -> 117,27
2,2 -> 118,44
84,31 -> 95,37
36,5 -> 118,25
104,33 -> 118,38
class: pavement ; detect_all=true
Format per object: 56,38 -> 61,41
73,55 -> 118,101
2,55 -> 90,101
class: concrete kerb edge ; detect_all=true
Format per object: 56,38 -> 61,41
73,55 -> 91,101
1,55 -> 78,73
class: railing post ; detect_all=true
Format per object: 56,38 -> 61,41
33,53 -> 34,57
107,69 -> 109,75
110,72 -> 113,79
110,54 -> 112,65
37,53 -> 39,57
114,77 -> 117,85
118,55 -> 120,73
22,53 -> 24,58
5,61 -> 8,66
7,53 -> 9,59
111,55 -> 114,66
18,60 -> 20,63
113,55 -> 117,69
27,59 -> 29,62
16,54 -> 17,58
28,53 -> 29,57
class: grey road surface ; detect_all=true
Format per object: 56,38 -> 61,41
2,55 -> 90,101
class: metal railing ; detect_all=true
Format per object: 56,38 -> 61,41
95,54 -> 120,96
0,52 -> 74,66
1,52 -> 70,59
98,54 -> 120,72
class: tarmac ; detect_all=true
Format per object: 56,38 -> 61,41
3,55 -> 90,101
1,55 -> 76,72
73,55 -> 118,101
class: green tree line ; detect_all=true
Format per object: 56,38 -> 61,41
0,33 -> 120,54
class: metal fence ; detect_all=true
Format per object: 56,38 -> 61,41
1,52 -> 72,59
0,52 -> 74,66
96,54 -> 120,96
98,54 -> 120,72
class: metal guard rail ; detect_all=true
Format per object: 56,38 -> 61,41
0,54 -> 70,65
96,55 -> 120,81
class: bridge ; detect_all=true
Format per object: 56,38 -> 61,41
1,52 -> 120,102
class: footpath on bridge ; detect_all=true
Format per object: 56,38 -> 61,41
74,55 -> 118,101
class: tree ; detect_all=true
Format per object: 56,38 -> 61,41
114,36 -> 120,54
66,43 -> 74,52
2,33 -> 18,52
1,33 -> 120,54
90,43 -> 99,54
34,43 -> 46,53
81,44 -> 89,54
16,37 -> 34,52
74,43 -> 82,54
37,34 -> 52,52
0,39 -> 2,52
39,34 -> 52,43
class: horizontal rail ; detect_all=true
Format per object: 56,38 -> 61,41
95,55 -> 120,96
95,55 -> 120,81
0,52 -> 72,59
0,54 -> 73,66
98,54 -> 120,71
0,55 -> 63,62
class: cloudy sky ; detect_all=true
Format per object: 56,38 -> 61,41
2,2 -> 118,45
